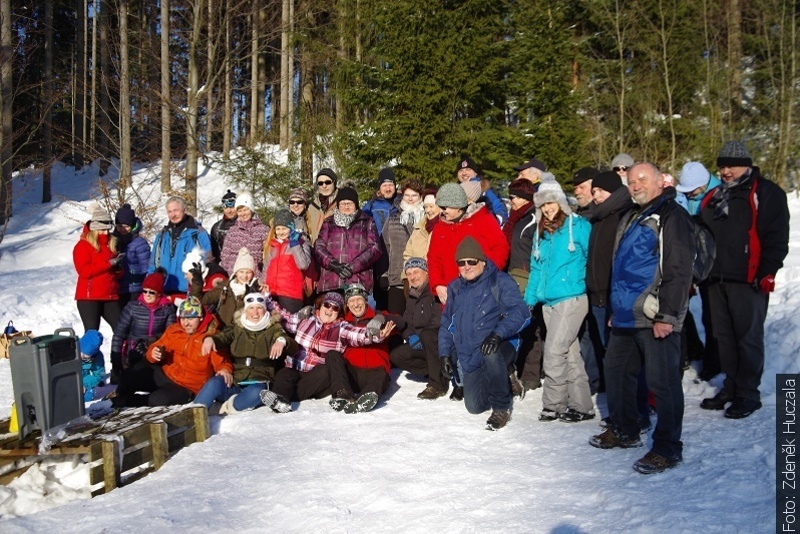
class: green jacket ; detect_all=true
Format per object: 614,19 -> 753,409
213,321 -> 298,383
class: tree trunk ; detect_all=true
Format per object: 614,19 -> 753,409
43,0 -> 53,204
222,2 -> 232,158
205,0 -> 215,152
119,0 -> 131,197
99,0 -> 111,176
249,0 -> 259,144
280,0 -> 291,148
185,0 -> 205,215
74,0 -> 85,170
299,35 -> 314,184
257,8 -> 266,142
90,0 -> 98,155
0,0 -> 12,223
727,0 -> 742,122
161,0 -> 171,191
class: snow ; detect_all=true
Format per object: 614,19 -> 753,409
0,158 -> 797,531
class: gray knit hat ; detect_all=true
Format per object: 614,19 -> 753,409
89,204 -> 113,232
455,236 -> 487,262
404,257 -> 428,272
273,208 -> 294,228
436,183 -> 468,209
611,153 -> 635,169
717,140 -> 752,168
533,173 -> 572,215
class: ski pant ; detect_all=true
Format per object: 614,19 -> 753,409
272,364 -> 331,402
114,362 -> 193,407
77,299 -> 122,332
517,304 -> 544,387
461,341 -> 517,414
326,351 -> 389,397
389,328 -> 446,391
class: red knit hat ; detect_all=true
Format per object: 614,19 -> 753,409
142,272 -> 165,294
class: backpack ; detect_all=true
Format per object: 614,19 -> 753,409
691,217 -> 716,284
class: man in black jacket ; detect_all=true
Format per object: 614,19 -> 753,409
699,140 -> 790,419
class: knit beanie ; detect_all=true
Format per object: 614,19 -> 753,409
377,168 -> 396,187
89,204 -> 113,232
677,162 -> 711,192
231,247 -> 255,275
337,186 -> 359,206
716,141 -> 752,168
236,193 -> 255,212
436,183 -> 468,209
455,156 -> 478,174
455,236 -> 487,262
461,181 -> 482,204
222,190 -> 237,204
534,173 -> 572,215
273,208 -> 294,228
142,271 -> 166,294
572,167 -> 599,186
79,330 -> 103,356
288,188 -> 308,203
178,296 -> 203,318
243,292 -> 267,312
508,178 -> 535,201
611,153 -> 635,169
316,168 -> 338,184
321,291 -> 345,310
404,257 -> 428,272
344,282 -> 369,303
115,203 -> 136,227
592,171 -> 625,194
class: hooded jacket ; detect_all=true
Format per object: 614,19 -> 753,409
114,218 -> 151,295
314,210 -> 382,293
149,215 -> 212,293
73,222 -> 121,301
212,317 -> 298,383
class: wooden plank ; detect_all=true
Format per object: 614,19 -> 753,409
0,463 -> 33,485
192,406 -> 209,443
101,441 -> 120,494
120,442 -> 154,473
88,442 -> 104,487
149,422 -> 168,471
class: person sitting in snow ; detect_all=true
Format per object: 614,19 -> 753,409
79,330 -> 106,402
326,283 -> 394,414
190,247 -> 260,327
259,292 -> 394,414
194,292 -> 298,414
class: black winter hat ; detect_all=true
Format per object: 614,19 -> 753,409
316,168 -> 339,184
455,156 -> 478,174
592,171 -> 624,194
115,203 -> 136,226
221,189 -> 237,202
377,168 -> 396,187
717,140 -> 753,168
336,186 -> 359,206
455,236 -> 487,262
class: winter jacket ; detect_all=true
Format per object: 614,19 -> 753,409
401,281 -> 441,338
149,215 -> 212,293
276,305 -> 381,372
191,276 -> 261,327
210,215 -> 237,261
506,204 -> 537,273
212,319 -> 298,383
343,307 -> 391,374
676,175 -> 721,215
81,351 -> 106,398
700,167 -> 790,284
220,214 -> 269,280
114,220 -> 150,295
362,194 -> 399,236
383,209 -> 419,286
403,217 -> 435,267
525,213 -> 591,307
586,188 -> 634,307
469,176 -> 509,225
439,261 -> 529,373
263,236 -> 311,300
610,188 -> 695,331
111,295 -> 177,354
307,192 -> 338,244
314,210 -> 382,293
427,204 -> 509,293
146,313 -> 232,394
73,223 -> 121,301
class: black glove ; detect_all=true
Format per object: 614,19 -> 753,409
480,332 -> 501,356
441,357 -> 453,381
189,262 -> 204,286
339,264 -> 353,279
329,261 -> 344,276
379,274 -> 390,291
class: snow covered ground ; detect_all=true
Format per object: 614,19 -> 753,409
0,158 -> 797,531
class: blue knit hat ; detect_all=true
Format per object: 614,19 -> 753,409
80,330 -> 103,356
404,257 -> 428,272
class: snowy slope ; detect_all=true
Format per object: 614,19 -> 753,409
0,159 -> 796,532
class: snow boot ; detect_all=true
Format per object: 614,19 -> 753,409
417,385 -> 447,400
450,386 -> 464,402
558,408 -> 596,423
633,450 -> 682,474
344,392 -> 379,414
330,389 -> 358,412
260,390 -> 291,413
589,427 -> 643,449
219,394 -> 241,415
485,409 -> 511,431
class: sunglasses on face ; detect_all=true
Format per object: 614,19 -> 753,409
613,166 -> 629,172
222,199 -> 236,208
142,289 -> 159,296
317,180 -> 334,187
322,301 -> 340,311
457,259 -> 480,267
288,199 -> 305,205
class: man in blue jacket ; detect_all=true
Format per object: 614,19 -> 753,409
590,162 -> 695,475
149,196 -> 212,294
439,236 -> 529,430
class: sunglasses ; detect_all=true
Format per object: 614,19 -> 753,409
317,180 -> 334,187
142,289 -> 159,296
508,195 -> 518,200
222,199 -> 236,208
288,199 -> 305,205
457,259 -> 480,267
613,166 -> 629,172
322,301 -> 340,311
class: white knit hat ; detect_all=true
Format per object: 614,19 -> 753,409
231,247 -> 255,276
235,193 -> 255,212
533,173 -> 571,215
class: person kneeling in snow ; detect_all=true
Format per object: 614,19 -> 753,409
439,237 -> 529,431
260,292 -> 394,414
326,283 -> 394,413
79,330 -> 106,402
194,292 -> 298,414
111,297 -> 232,407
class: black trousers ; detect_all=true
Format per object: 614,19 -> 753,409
77,299 -> 122,332
114,361 -> 193,407
326,351 -> 389,396
272,364 -> 332,402
517,305 -> 545,387
389,328 -> 446,391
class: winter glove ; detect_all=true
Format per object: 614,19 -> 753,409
366,314 -> 386,337
189,262 -> 204,286
441,357 -> 454,381
329,261 -> 344,276
297,305 -> 314,321
480,332 -> 501,356
407,334 -> 423,351
288,225 -> 301,247
109,253 -> 125,267
339,264 -> 354,279
757,275 -> 776,294
379,274 -> 390,291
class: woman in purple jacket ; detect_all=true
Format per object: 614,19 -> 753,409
313,187 -> 382,294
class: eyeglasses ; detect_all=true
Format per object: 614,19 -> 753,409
322,301 -> 340,311
288,199 -> 305,205
613,166 -> 629,172
317,180 -> 333,187
222,199 -> 236,208
142,289 -> 159,296
508,195 -> 518,200
456,259 -> 480,267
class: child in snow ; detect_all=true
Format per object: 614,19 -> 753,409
80,330 -> 106,402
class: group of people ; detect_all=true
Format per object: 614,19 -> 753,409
71,139 -> 790,476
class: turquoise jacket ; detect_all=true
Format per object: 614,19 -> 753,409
524,213 -> 590,307
676,175 -> 721,215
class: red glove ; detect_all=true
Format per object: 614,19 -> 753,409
759,275 -> 776,293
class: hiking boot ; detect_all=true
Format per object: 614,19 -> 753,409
700,390 -> 734,410
330,388 -> 358,412
344,392 -> 379,414
589,427 -> 643,449
523,379 -> 541,392
417,385 -> 447,400
485,409 -> 511,431
450,386 -> 464,402
558,408 -> 596,423
509,372 -> 525,400
260,390 -> 292,413
724,397 -> 762,419
539,409 -> 559,422
633,450 -> 682,474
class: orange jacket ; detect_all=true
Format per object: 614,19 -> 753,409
146,314 -> 232,394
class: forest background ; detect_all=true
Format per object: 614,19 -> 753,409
0,0 -> 797,225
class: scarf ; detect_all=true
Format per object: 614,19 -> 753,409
399,201 -> 424,226
708,171 -> 753,220
318,190 -> 337,213
533,211 -> 574,260
503,201 -> 533,244
240,311 -> 271,332
425,216 -> 439,234
229,279 -> 248,297
333,207 -> 357,228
